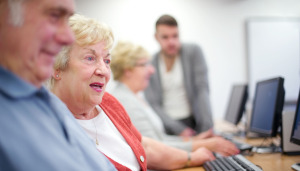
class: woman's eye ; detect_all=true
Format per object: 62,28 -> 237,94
86,56 -> 95,61
104,59 -> 111,64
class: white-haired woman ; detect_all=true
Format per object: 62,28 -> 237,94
47,14 -> 215,171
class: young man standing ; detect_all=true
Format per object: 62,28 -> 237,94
145,14 -> 214,137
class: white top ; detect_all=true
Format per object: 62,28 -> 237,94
159,55 -> 191,120
76,105 -> 140,171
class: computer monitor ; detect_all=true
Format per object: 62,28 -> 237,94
224,84 -> 248,125
290,88 -> 300,145
290,88 -> 300,170
249,77 -> 285,137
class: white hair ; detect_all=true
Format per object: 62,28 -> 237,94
7,0 -> 25,26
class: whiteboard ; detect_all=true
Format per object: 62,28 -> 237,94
247,18 -> 300,102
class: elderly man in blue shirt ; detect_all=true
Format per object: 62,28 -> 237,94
0,0 -> 115,170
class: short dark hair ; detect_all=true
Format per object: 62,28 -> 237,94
155,14 -> 178,29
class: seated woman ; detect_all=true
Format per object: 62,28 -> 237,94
110,41 -> 239,156
47,14 -> 215,171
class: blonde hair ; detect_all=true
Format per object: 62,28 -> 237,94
47,14 -> 114,89
111,41 -> 150,81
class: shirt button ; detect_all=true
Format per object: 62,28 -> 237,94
140,155 -> 145,162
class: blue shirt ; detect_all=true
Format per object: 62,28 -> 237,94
0,66 -> 116,171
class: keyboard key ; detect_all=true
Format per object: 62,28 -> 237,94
215,159 -> 229,170
203,161 -> 216,171
219,157 -> 235,170
210,160 -> 222,170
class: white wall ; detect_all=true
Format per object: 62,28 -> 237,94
247,19 -> 300,102
74,0 -> 300,120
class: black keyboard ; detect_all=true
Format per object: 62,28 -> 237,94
203,154 -> 262,171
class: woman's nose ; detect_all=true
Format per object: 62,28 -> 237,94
95,62 -> 109,76
148,64 -> 155,75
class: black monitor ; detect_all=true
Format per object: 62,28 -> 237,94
290,88 -> 300,145
249,77 -> 285,137
224,84 -> 248,125
290,88 -> 300,170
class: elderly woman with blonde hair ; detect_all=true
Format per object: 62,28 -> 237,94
110,41 -> 240,156
47,14 -> 215,171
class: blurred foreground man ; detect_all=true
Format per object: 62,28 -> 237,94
0,0 -> 115,170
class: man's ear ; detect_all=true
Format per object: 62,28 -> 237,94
53,70 -> 61,80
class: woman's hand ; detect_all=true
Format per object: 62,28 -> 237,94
193,128 -> 215,140
201,137 -> 240,156
189,147 -> 216,167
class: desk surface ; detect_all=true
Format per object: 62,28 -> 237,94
174,120 -> 300,171
175,153 -> 300,171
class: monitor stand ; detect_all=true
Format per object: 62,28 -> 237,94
292,163 -> 300,171
246,131 -> 265,139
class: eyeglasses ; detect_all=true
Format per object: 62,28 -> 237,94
135,61 -> 151,67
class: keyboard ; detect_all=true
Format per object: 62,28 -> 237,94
203,154 -> 262,171
231,139 -> 253,152
221,133 -> 253,152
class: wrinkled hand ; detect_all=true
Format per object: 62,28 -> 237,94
189,147 -> 215,167
203,137 -> 240,156
180,127 -> 196,137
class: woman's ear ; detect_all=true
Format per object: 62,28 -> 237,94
53,70 -> 61,80
124,69 -> 133,78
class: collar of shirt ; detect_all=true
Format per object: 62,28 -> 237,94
0,66 -> 49,100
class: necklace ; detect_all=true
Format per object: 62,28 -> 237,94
92,118 -> 99,145
91,107 -> 100,146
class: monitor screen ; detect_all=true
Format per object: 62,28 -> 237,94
224,84 -> 248,125
290,88 -> 300,145
250,77 -> 285,137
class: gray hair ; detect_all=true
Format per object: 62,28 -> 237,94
9,0 -> 25,26
0,0 -> 26,26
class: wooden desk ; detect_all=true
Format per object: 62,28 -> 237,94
174,153 -> 299,171
174,121 -> 300,171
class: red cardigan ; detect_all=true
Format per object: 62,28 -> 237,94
100,92 -> 147,171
